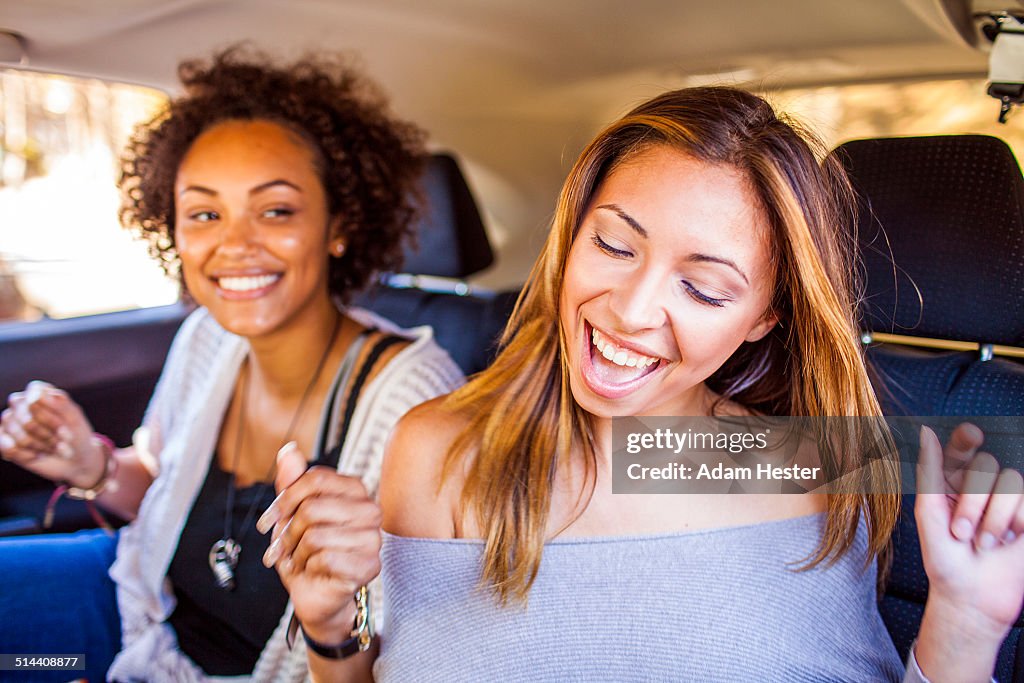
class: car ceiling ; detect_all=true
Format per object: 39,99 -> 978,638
0,0 -> 1004,285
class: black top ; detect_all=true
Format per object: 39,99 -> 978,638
166,446 -> 339,676
166,332 -> 401,675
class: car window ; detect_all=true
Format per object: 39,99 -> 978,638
0,68 -> 175,324
768,77 -> 1024,159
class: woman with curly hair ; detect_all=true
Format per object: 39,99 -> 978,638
268,86 -> 1023,681
0,48 -> 462,682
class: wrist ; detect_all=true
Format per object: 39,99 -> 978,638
300,602 -> 359,646
298,586 -> 373,660
925,591 -> 1011,644
65,435 -> 116,496
916,597 -> 1001,683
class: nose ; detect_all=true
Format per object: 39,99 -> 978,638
607,266 -> 668,333
218,213 -> 258,255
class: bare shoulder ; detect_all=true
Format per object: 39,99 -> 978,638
379,395 -> 472,539
387,395 -> 469,455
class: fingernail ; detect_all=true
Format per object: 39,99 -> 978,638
56,426 -> 72,443
977,531 -> 998,550
951,517 -> 974,541
1004,530 -> 1017,544
262,538 -> 282,568
0,433 -> 15,451
277,441 -> 298,461
55,442 -> 73,459
256,501 -> 279,535
920,424 -> 938,447
26,381 -> 49,404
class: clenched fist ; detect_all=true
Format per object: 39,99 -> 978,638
258,442 -> 383,646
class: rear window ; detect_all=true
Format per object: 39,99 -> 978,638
767,77 -> 1024,161
0,69 -> 175,323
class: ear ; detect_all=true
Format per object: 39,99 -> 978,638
744,311 -> 778,343
327,214 -> 345,242
328,215 -> 346,256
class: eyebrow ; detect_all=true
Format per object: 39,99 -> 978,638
688,254 -> 749,285
596,203 -> 749,285
178,179 -> 303,197
597,203 -> 647,238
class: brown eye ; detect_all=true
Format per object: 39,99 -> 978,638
188,210 -> 219,222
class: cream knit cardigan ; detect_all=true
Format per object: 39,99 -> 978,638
107,306 -> 464,682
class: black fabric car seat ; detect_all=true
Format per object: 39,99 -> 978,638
832,134 -> 1024,682
356,153 -> 518,375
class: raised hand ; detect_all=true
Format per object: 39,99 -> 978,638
258,442 -> 383,646
914,423 -> 1024,682
0,381 -> 107,488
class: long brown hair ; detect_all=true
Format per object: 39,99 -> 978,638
445,86 -> 900,604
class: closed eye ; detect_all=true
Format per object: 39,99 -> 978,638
591,233 -> 633,258
682,280 -> 728,307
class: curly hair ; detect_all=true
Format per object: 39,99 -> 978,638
119,47 -> 426,301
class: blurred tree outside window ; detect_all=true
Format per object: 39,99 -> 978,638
0,68 -> 175,323
768,77 -> 1024,162
0,72 -> 1018,325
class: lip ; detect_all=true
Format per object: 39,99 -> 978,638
209,269 -> 283,300
579,320 -> 666,400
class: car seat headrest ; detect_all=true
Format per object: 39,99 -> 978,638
399,153 -> 493,279
831,135 -> 1024,346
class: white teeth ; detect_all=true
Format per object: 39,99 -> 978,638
218,274 -> 280,292
590,326 -> 661,369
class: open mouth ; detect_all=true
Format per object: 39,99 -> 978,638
213,273 -> 282,298
580,320 -> 666,399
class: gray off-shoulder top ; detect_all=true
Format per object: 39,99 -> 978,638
375,513 -> 909,682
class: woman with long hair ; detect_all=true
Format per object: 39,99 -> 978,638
268,86 -> 1023,682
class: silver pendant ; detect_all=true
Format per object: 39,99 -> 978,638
209,538 -> 241,590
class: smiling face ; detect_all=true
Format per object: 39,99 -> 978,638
558,144 -> 778,418
174,119 -> 342,340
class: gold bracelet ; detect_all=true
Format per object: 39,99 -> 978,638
65,434 -> 117,501
294,586 -> 374,659
353,585 -> 372,652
